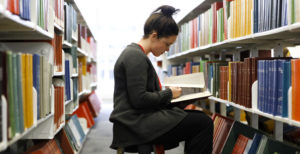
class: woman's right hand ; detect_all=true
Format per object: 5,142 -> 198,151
169,87 -> 182,99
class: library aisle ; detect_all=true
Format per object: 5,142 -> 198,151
80,97 -> 184,154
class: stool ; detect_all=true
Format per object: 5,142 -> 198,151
117,144 -> 165,154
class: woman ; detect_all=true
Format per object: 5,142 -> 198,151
110,5 -> 213,154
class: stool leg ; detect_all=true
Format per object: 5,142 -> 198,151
153,145 -> 165,154
117,147 -> 124,154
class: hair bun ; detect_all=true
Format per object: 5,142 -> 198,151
153,5 -> 180,17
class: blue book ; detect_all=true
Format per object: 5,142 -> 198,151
267,60 -> 272,114
276,60 -> 285,116
271,60 -> 278,115
33,54 -> 40,119
65,60 -> 71,101
257,60 -> 264,111
248,133 -> 263,154
282,60 -> 291,117
253,0 -> 259,33
71,115 -> 85,143
281,0 -> 288,26
264,60 -> 270,113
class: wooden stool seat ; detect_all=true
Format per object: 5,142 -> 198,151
117,144 -> 165,154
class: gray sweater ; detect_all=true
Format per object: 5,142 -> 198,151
109,43 -> 187,151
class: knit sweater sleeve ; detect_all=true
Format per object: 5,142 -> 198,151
123,48 -> 172,109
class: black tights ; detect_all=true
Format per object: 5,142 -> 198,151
152,110 -> 213,154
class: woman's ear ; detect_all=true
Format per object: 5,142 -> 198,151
149,31 -> 158,40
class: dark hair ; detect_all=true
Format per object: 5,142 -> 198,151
143,5 -> 180,39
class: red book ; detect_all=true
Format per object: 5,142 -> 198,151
232,134 -> 250,154
73,101 -> 95,128
56,129 -> 75,154
87,91 -> 101,117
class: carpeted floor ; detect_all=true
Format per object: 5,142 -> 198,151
80,98 -> 185,154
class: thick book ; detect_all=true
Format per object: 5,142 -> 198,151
212,114 -> 234,154
87,91 -> 101,117
163,73 -> 211,103
221,121 -> 264,154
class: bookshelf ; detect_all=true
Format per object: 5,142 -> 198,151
0,0 -> 99,153
162,0 -> 300,152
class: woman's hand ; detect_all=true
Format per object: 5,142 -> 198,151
169,87 -> 182,99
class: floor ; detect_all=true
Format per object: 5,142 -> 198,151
80,98 -> 184,154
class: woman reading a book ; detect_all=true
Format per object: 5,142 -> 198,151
110,5 -> 213,154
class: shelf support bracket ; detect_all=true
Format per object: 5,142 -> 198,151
250,47 -> 258,57
250,113 -> 258,129
220,103 -> 226,116
274,121 -> 283,141
273,43 -> 283,57
234,108 -> 241,121
209,99 -> 215,114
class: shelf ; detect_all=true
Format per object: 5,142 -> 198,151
0,4 -> 53,40
53,71 -> 65,77
53,123 -> 65,138
64,0 -> 96,41
208,96 -> 300,128
54,23 -> 64,33
156,56 -> 163,61
88,56 -> 97,63
72,35 -> 78,42
0,113 -> 53,152
176,0 -> 217,26
77,48 -> 88,57
72,73 -> 79,77
90,82 -> 97,88
65,99 -> 73,106
78,90 -> 87,97
167,23 -> 300,61
63,41 -> 72,48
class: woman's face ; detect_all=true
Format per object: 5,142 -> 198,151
151,35 -> 177,57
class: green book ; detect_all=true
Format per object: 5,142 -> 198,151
6,51 -> 15,138
16,54 -> 24,133
12,53 -> 20,134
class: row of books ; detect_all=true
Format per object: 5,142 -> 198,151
53,78 -> 65,131
203,57 -> 300,121
64,2 -> 77,43
0,49 -> 53,139
168,0 -> 300,56
54,0 -> 64,28
167,54 -> 300,121
0,0 -> 54,31
167,61 -> 206,76
77,25 -> 97,60
212,114 -> 300,154
78,57 -> 97,92
24,91 -> 101,154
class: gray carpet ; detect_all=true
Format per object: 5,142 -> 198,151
80,98 -> 184,154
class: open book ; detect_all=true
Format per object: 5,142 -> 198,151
163,72 -> 211,103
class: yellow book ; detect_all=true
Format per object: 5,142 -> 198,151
78,57 -> 87,75
232,0 -> 236,38
21,54 -> 28,129
27,54 -> 33,127
248,0 -> 253,35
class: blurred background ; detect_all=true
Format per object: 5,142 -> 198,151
75,0 -> 201,99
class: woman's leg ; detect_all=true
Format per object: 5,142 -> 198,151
152,110 -> 213,154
